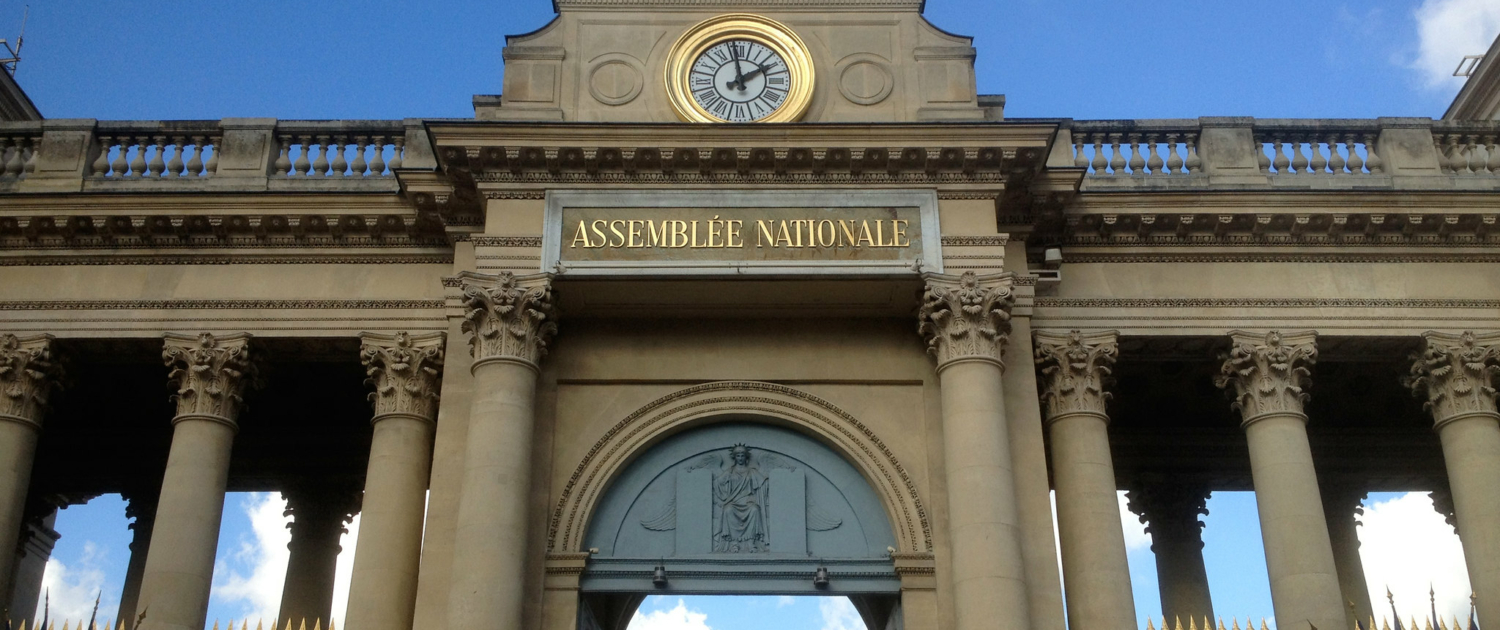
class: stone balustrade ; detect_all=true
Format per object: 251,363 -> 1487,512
1063,117 -> 1500,191
0,118 -> 435,194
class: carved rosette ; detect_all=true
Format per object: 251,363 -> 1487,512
162,332 -> 256,426
0,333 -> 60,429
360,331 -> 445,422
1214,330 -> 1318,426
1404,331 -> 1500,430
917,271 -> 1015,369
1035,329 -> 1119,422
457,271 -> 558,367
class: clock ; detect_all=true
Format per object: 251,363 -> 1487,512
665,14 -> 815,124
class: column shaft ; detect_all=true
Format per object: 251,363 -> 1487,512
346,331 -> 444,630
137,332 -> 255,630
1037,330 -> 1135,630
278,486 -> 358,627
1003,318 -> 1067,630
118,493 -> 157,630
1322,485 -> 1373,627
9,511 -> 59,629
1218,331 -> 1345,630
1127,482 -> 1215,624
0,334 -> 57,613
1408,331 -> 1500,630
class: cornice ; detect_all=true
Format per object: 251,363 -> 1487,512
1057,212 -> 1497,246
424,121 -> 1057,148
1057,253 -> 1500,264
1034,297 -> 1500,309
0,192 -> 413,214
0,254 -> 454,267
0,299 -> 445,311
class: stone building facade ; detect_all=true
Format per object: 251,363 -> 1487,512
2,1 -> 1499,630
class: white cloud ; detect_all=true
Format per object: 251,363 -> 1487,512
1411,0 -> 1500,89
630,599 -> 713,630
327,513 -> 360,627
1359,492 -> 1472,623
211,493 -> 292,625
36,541 -> 117,625
818,598 -> 863,630
1118,491 -> 1152,552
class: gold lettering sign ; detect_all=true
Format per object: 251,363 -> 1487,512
559,207 -> 923,263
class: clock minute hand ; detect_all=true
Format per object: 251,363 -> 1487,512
730,44 -> 747,91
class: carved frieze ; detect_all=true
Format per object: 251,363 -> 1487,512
0,333 -> 60,428
360,331 -> 446,422
1214,330 -> 1318,425
162,332 -> 256,425
1405,330 -> 1500,428
456,271 -> 558,366
1035,329 -> 1119,422
917,271 -> 1015,368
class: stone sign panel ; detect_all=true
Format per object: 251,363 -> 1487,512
543,190 -> 942,276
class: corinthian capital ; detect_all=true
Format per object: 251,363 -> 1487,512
1405,331 -> 1500,429
457,271 -> 558,366
1214,330 -> 1318,425
0,333 -> 61,428
1034,330 -> 1119,422
917,271 -> 1015,368
360,331 -> 445,422
162,332 -> 256,425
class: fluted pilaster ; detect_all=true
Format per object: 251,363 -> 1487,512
448,272 -> 556,630
0,334 -> 59,613
1036,330 -> 1135,630
347,331 -> 445,630
1215,330 -> 1343,630
1407,331 -> 1500,630
918,271 -> 1030,630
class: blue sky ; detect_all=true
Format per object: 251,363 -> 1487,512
19,0 -> 1500,628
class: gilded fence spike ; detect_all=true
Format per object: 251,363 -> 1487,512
282,619 -> 292,630
1383,617 -> 1392,630
1262,618 -> 1271,630
61,621 -> 70,630
312,620 -> 321,630
211,621 -> 219,630
1219,617 -> 1228,630
1146,616 -> 1157,630
1232,617 -> 1242,630
1175,616 -> 1184,630
18,620 -> 26,630
1191,616 -> 1200,630
255,619 -> 264,630
297,619 -> 306,630
240,621 -> 248,630
329,621 -> 337,630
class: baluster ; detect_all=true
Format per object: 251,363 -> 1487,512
1090,135 -> 1107,174
128,137 -> 148,178
1146,135 -> 1164,174
1185,133 -> 1203,174
110,137 -> 129,177
1271,137 -> 1290,174
1345,137 -> 1365,174
1256,135 -> 1272,172
312,135 -> 331,176
1328,134 -> 1346,174
92,136 -> 112,177
147,136 -> 167,177
1363,134 -> 1382,174
1463,137 -> 1479,175
1309,138 -> 1328,174
1487,136 -> 1500,176
1127,135 -> 1146,175
369,135 -> 387,175
1290,139 -> 1309,174
1471,139 -> 1491,176
1165,134 -> 1183,174
186,137 -> 206,176
351,137 -> 369,176
1073,134 -> 1088,169
1107,134 -> 1125,174
293,135 -> 313,176
274,135 -> 293,176
389,136 -> 404,171
1,139 -> 18,180
1441,134 -> 1462,174
21,139 -> 35,178
166,136 -> 187,177
330,135 -> 349,176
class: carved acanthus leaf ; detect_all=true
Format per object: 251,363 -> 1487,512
1035,330 -> 1119,420
360,331 -> 445,421
0,333 -> 60,427
162,332 -> 256,423
1405,331 -> 1500,428
1124,482 -> 1211,549
917,271 -> 1015,368
457,271 -> 558,365
1214,330 -> 1318,424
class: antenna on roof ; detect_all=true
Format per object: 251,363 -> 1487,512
0,6 -> 27,76
1455,54 -> 1485,78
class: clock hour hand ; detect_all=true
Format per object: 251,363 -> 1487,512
739,63 -> 771,84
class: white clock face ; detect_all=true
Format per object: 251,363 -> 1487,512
688,40 -> 792,123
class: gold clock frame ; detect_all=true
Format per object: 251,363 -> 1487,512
664,14 -> 816,124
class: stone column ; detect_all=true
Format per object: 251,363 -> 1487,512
1321,483 -> 1373,628
1406,331 -> 1500,630
137,333 -> 256,630
118,490 -> 159,630
344,331 -> 444,630
1004,317 -> 1068,630
0,334 -> 59,616
917,271 -> 1031,630
1215,330 -> 1345,630
277,485 -> 360,627
446,271 -> 556,630
1035,330 -> 1136,630
9,510 -> 59,628
1125,482 -> 1215,625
